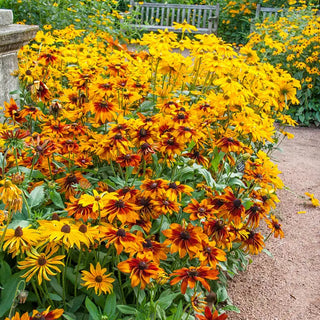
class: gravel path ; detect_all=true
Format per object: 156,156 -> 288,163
228,126 -> 320,320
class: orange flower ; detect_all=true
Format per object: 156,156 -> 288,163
170,266 -> 219,294
184,198 -> 216,221
266,215 -> 284,239
196,306 -> 228,320
140,178 -> 168,198
203,219 -> 232,250
198,240 -> 227,268
66,196 -> 98,222
103,196 -> 141,224
165,181 -> 193,201
99,224 -> 139,255
151,195 -> 180,217
163,222 -> 207,258
30,307 -> 64,320
136,237 -> 168,264
116,152 -> 141,168
240,230 -> 265,255
117,257 -> 162,289
215,188 -> 245,227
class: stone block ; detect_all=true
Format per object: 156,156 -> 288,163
0,9 -> 13,26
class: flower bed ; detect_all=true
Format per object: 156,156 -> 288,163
246,3 -> 320,126
0,26 -> 299,319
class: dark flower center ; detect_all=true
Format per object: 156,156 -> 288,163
115,200 -> 125,208
274,223 -> 281,230
150,182 -> 158,189
124,154 -> 131,160
187,269 -> 198,277
198,207 -> 206,213
33,313 -> 45,320
139,128 -> 147,137
61,224 -> 71,233
251,205 -> 259,213
52,213 -> 60,221
26,70 -> 32,75
66,174 -> 78,185
138,197 -> 151,207
38,257 -> 47,266
177,113 -> 185,119
36,145 -> 43,152
205,246 -> 212,253
143,239 -> 153,249
116,229 -> 126,237
79,224 -> 87,233
114,133 -> 123,140
138,261 -> 148,270
180,231 -> 191,240
233,199 -> 242,208
168,182 -> 178,189
14,226 -> 23,237
163,200 -> 170,206
95,275 -> 103,283
167,139 -> 175,146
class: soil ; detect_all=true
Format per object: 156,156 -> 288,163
228,126 -> 320,320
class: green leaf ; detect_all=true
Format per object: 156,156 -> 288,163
68,295 -> 85,313
85,297 -> 100,320
0,260 -> 11,285
173,300 -> 183,320
117,305 -> 137,315
63,312 -> 77,320
8,220 -> 30,230
0,271 -> 24,317
157,291 -> 180,310
49,190 -> 65,209
28,185 -> 45,208
49,277 -> 63,297
216,286 -> 228,303
262,248 -> 273,258
221,305 -> 240,313
49,293 -> 63,301
104,292 -> 117,318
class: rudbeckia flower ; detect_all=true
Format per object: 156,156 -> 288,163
5,312 -> 30,320
170,266 -> 219,294
163,222 -> 207,258
81,262 -> 114,296
196,306 -> 228,320
2,226 -> 42,257
266,215 -> 284,239
18,244 -> 65,285
30,307 -> 64,320
118,257 -> 162,289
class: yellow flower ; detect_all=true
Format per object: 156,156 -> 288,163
81,262 -> 114,295
2,226 -> 42,257
173,20 -> 198,33
18,244 -> 65,285
305,192 -> 320,207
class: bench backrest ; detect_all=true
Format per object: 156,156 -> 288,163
251,4 -> 286,32
255,4 -> 286,21
128,1 -> 220,34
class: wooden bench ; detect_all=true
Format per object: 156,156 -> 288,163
126,1 -> 220,34
251,4 -> 286,31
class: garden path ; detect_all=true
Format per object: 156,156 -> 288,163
228,126 -> 320,320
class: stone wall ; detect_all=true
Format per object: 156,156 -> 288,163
0,9 -> 38,107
